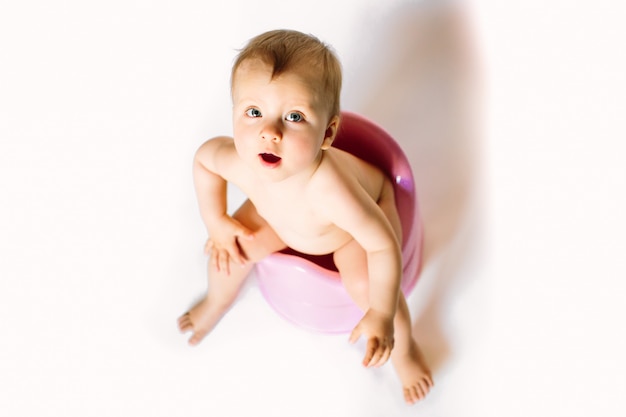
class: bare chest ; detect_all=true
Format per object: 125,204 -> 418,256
245,187 -> 348,254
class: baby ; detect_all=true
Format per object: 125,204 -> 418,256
178,29 -> 433,404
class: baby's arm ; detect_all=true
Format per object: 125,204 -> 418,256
348,211 -> 402,368
317,179 -> 402,366
193,137 -> 253,273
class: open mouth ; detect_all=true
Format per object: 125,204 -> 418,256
259,153 -> 282,166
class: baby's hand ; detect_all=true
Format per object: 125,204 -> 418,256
349,308 -> 395,368
205,215 -> 254,274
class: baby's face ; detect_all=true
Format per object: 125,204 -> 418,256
231,60 -> 337,182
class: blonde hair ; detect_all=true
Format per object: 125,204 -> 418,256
231,29 -> 342,118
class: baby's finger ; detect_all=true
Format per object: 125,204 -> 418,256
204,239 -> 214,255
373,343 -> 392,367
228,242 -> 246,266
367,342 -> 386,368
363,337 -> 380,367
210,248 -> 219,272
218,250 -> 230,275
348,325 -> 362,345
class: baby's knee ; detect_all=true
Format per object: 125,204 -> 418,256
341,273 -> 370,308
350,278 -> 370,300
238,233 -> 285,263
232,200 -> 286,262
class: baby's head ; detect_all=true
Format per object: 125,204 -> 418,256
231,29 -> 342,121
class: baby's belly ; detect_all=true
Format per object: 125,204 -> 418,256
270,223 -> 353,255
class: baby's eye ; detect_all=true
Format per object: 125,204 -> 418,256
245,108 -> 262,118
285,112 -> 303,122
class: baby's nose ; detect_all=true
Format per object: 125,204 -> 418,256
261,122 -> 282,142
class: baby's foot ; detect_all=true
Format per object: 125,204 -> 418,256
391,340 -> 434,404
177,297 -> 225,346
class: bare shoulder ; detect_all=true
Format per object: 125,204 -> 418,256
195,136 -> 234,164
307,148 -> 393,240
194,136 -> 242,179
310,147 -> 386,202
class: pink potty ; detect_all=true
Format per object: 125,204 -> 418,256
255,111 -> 423,333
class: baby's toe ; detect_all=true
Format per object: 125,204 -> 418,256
404,381 -> 430,404
177,313 -> 191,331
188,329 -> 207,346
403,387 -> 414,404
405,386 -> 418,404
416,383 -> 427,400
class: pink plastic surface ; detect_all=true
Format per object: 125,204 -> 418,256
255,111 -> 423,333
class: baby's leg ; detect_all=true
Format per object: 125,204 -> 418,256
334,179 -> 433,404
178,199 -> 286,345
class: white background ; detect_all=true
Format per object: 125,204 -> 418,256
1,1 -> 624,416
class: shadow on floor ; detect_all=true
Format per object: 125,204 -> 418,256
346,1 -> 484,373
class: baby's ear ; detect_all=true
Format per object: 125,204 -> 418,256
321,115 -> 340,150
